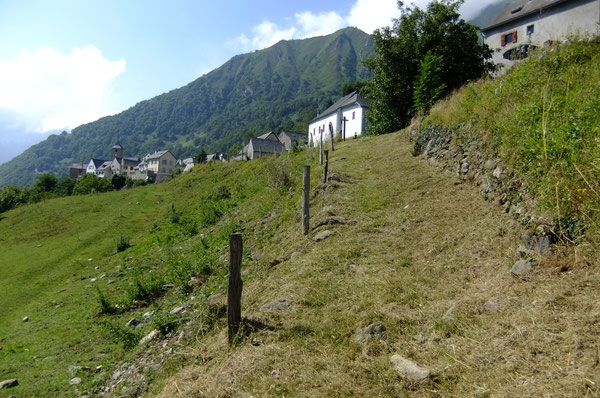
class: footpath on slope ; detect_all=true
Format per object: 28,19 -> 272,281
157,131 -> 600,397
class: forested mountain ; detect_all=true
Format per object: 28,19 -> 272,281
469,0 -> 515,28
0,27 -> 373,188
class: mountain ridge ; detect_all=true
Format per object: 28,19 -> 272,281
0,27 -> 374,188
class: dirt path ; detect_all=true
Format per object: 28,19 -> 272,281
157,132 -> 600,397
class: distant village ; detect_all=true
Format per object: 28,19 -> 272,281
69,90 -> 370,183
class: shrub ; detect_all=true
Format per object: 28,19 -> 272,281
102,320 -> 141,349
115,234 -> 131,252
152,310 -> 180,336
126,274 -> 165,304
169,204 -> 181,224
96,287 -> 121,315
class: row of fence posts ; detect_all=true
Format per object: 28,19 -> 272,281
227,126 -> 336,344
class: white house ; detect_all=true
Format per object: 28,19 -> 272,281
482,0 -> 600,71
308,91 -> 369,147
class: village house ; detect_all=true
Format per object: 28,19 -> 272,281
278,130 -> 308,151
482,0 -> 600,71
69,162 -> 87,179
308,90 -> 369,147
131,150 -> 177,183
233,130 -> 306,160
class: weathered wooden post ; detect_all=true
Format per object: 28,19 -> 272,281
228,233 -> 243,345
328,122 -> 334,152
319,130 -> 323,165
302,165 -> 310,235
323,150 -> 329,184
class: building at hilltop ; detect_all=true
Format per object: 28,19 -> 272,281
308,91 -> 369,147
481,0 -> 600,71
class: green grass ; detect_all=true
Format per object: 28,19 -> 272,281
0,149 -> 318,397
421,38 -> 600,241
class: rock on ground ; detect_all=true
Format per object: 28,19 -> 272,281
0,379 -> 18,389
353,322 -> 386,343
139,330 -> 159,345
511,258 -> 534,277
126,318 -> 141,327
390,355 -> 430,382
312,230 -> 332,242
260,298 -> 291,312
169,306 -> 185,315
69,377 -> 82,386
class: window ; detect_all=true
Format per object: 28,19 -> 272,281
162,159 -> 167,165
501,30 -> 517,46
527,24 -> 534,35
352,111 -> 356,120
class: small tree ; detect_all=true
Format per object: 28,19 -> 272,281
363,0 -> 493,134
55,177 -> 76,197
33,173 -> 58,193
111,173 -> 127,190
73,173 -> 113,195
413,51 -> 447,114
196,149 -> 207,164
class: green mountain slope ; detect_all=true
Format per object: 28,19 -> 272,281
0,27 -> 373,188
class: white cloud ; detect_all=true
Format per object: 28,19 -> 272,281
231,21 -> 297,52
346,0 -> 402,34
230,0 -> 401,52
295,11 -> 347,38
0,45 -> 125,133
231,0 -> 501,52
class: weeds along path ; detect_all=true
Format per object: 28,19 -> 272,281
159,132 -> 600,397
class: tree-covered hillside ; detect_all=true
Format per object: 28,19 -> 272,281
0,27 -> 373,188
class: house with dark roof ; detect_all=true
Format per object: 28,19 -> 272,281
482,0 -> 600,71
243,137 -> 286,160
308,91 -> 370,147
69,162 -> 87,179
278,131 -> 308,151
86,158 -> 108,176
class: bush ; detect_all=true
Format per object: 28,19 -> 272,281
115,234 -> 131,252
102,320 -> 141,349
169,204 -> 181,224
126,274 -> 165,304
152,310 -> 180,336
96,287 -> 122,315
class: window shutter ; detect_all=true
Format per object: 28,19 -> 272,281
501,35 -> 506,46
513,30 -> 518,43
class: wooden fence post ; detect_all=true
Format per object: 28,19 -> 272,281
228,233 -> 243,345
319,131 -> 323,165
328,122 -> 334,152
323,150 -> 329,184
302,165 -> 310,235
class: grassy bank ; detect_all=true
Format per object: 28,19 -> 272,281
422,38 -> 600,241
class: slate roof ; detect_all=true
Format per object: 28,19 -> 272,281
249,137 -> 285,154
279,131 -> 308,141
257,131 -> 279,140
146,150 -> 171,160
483,0 -> 572,30
89,159 -> 107,168
311,91 -> 370,122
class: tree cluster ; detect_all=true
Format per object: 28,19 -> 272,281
363,0 -> 494,134
0,172 -> 144,214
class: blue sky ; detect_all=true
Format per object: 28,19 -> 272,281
0,0 -> 496,164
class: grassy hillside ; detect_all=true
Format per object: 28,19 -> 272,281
2,130 -> 599,397
420,38 -> 600,242
0,27 -> 374,188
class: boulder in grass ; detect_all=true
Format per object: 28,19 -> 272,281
390,355 -> 430,382
0,379 -> 18,389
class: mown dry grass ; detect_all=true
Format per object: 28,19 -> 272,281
155,132 -> 600,397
